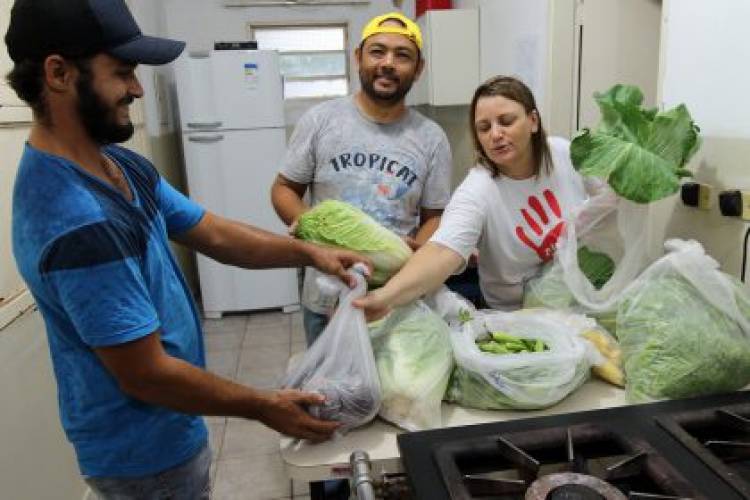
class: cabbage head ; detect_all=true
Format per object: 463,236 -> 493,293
369,301 -> 453,431
295,200 -> 413,285
618,272 -> 750,402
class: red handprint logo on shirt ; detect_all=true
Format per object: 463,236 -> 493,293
515,189 -> 565,262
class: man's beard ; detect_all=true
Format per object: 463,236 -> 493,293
76,74 -> 135,145
359,68 -> 415,105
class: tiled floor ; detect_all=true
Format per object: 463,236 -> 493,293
203,310 -> 311,500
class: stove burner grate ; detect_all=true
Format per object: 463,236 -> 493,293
433,424 -> 701,500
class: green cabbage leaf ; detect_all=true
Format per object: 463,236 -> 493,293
295,200 -> 413,285
369,302 -> 453,431
570,84 -> 700,203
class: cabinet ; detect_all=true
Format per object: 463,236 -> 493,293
408,9 -> 480,106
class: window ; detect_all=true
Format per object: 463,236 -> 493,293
250,24 -> 349,99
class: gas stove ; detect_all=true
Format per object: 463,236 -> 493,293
396,390 -> 750,500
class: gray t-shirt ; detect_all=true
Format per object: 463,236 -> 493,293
280,96 -> 452,313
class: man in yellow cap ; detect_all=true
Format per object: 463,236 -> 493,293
272,12 -> 453,346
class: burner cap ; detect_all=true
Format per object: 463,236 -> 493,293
525,473 -> 626,500
547,484 -> 605,500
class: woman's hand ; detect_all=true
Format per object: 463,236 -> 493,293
352,288 -> 392,322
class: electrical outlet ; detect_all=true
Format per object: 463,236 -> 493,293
743,192 -> 750,221
719,190 -> 750,220
681,182 -> 713,210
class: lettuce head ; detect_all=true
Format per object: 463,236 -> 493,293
295,200 -> 413,285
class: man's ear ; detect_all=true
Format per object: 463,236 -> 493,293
354,46 -> 362,71
43,55 -> 76,94
414,57 -> 425,81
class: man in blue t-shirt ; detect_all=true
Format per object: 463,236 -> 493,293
5,1 -> 369,498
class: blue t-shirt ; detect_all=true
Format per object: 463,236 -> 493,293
12,143 -> 208,477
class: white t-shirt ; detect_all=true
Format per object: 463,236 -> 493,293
430,137 -> 586,310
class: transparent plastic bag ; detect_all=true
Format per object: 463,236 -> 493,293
617,239 -> 750,402
580,327 -> 625,387
424,285 -> 477,328
368,300 -> 453,431
446,309 -> 596,410
282,264 -> 381,433
524,187 -> 652,334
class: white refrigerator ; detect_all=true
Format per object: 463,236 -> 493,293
174,50 -> 299,318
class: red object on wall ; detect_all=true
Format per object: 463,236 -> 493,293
416,0 -> 452,18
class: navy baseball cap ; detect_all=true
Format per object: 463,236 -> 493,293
5,0 -> 185,65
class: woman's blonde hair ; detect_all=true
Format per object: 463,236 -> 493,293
469,75 -> 552,178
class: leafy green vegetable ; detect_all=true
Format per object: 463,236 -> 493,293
578,246 -> 615,290
618,272 -> 750,402
295,200 -> 413,284
369,302 -> 453,430
476,331 -> 549,354
445,361 -> 588,411
570,84 -> 700,203
523,262 -> 618,335
458,308 -> 473,325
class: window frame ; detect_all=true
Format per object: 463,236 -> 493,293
248,22 -> 351,101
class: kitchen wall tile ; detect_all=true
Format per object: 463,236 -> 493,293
206,349 -> 240,379
247,311 -> 292,329
207,417 -> 227,460
245,324 -> 291,348
221,417 -> 281,459
203,315 -> 249,334
236,344 -> 289,389
212,454 -> 292,500
204,329 -> 245,352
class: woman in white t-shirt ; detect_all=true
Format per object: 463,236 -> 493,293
355,75 -> 590,316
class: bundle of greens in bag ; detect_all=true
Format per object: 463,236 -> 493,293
523,84 -> 701,334
446,309 -> 594,410
368,301 -> 453,431
295,200 -> 412,285
617,240 -> 750,402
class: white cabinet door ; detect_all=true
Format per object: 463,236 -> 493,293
575,0 -> 662,130
182,128 -> 298,315
408,9 -> 480,106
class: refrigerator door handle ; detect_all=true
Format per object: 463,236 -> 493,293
188,134 -> 224,143
187,121 -> 223,130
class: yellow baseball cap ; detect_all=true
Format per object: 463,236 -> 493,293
361,12 -> 423,51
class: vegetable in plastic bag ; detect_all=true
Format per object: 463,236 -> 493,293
570,84 -> 700,203
445,309 -> 595,410
522,188 -> 644,336
578,246 -> 615,290
617,240 -> 750,402
523,262 -> 618,335
295,200 -> 412,285
581,328 -> 625,387
282,265 -> 381,433
368,301 -> 453,431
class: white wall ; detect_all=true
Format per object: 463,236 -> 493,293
659,1 -> 750,140
650,0 -> 750,278
473,0 -> 551,117
576,0 -> 661,130
0,308 -> 87,500
148,0 -> 414,126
